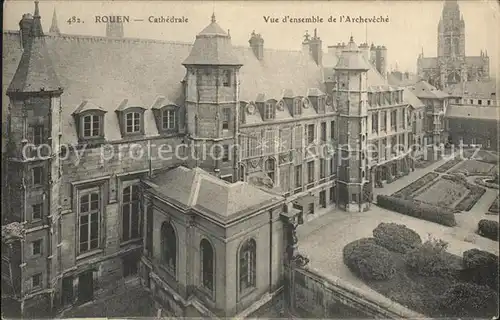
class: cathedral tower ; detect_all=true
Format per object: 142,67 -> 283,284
5,1 -> 63,316
438,0 -> 465,58
182,14 -> 243,181
333,37 -> 372,212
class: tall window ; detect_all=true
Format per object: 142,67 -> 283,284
307,161 -> 315,184
307,124 -> 315,144
239,239 -> 256,293
320,159 -> 326,179
82,115 -> 101,138
32,166 -> 43,186
264,102 -> 275,120
122,185 -> 140,242
294,126 -> 303,149
125,112 -> 141,133
372,112 -> 379,133
161,222 -> 177,274
265,158 -> 275,183
293,99 -> 301,115
330,121 -> 335,140
162,109 -> 176,130
295,165 -> 302,188
223,145 -> 230,162
380,111 -> 387,131
320,122 -> 326,142
222,70 -> 231,87
401,109 -> 406,128
222,108 -> 230,130
200,239 -> 214,292
79,190 -> 100,254
32,126 -> 44,145
32,203 -> 43,220
390,110 -> 397,130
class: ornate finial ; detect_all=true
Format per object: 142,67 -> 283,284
304,30 -> 310,41
211,12 -> 216,23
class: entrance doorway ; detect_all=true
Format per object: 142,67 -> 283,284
319,191 -> 327,208
78,271 -> 94,304
62,276 -> 74,306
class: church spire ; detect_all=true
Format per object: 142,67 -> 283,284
49,8 -> 60,34
31,0 -> 44,37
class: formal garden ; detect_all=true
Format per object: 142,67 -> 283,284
343,223 -> 499,318
451,159 -> 497,176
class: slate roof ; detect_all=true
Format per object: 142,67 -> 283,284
447,80 -> 497,99
3,29 -> 324,145
148,166 -> 282,220
446,104 -> 499,120
408,80 -> 448,99
333,37 -> 371,71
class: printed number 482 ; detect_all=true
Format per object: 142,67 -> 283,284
67,16 -> 82,24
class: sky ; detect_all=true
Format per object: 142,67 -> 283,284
3,0 -> 499,74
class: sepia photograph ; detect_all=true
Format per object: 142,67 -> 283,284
1,0 -> 499,318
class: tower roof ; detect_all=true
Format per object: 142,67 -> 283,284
7,1 -> 62,95
49,8 -> 60,34
182,14 -> 241,66
333,36 -> 371,71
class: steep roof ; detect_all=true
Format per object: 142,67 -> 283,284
447,80 -> 497,99
3,30 -> 324,145
7,2 -> 61,95
147,166 -> 282,220
446,104 -> 499,120
408,80 -> 448,99
334,37 -> 371,71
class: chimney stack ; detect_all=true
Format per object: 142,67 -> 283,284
19,13 -> 34,49
249,31 -> 264,60
308,28 -> 322,66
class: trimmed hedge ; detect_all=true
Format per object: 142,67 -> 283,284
462,249 -> 498,290
372,223 -> 422,253
488,196 -> 499,213
434,157 -> 462,173
377,195 -> 457,227
392,172 -> 439,199
404,238 -> 461,278
477,219 -> 499,241
343,238 -> 396,280
439,283 -> 499,318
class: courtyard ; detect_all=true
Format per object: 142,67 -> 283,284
298,151 -> 499,316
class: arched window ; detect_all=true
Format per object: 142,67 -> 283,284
239,239 -> 256,293
265,158 -> 275,183
161,222 -> 177,274
200,239 -> 214,292
122,185 -> 141,241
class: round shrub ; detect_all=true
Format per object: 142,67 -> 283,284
439,282 -> 498,317
477,219 -> 499,241
372,222 -> 422,253
462,249 -> 499,290
343,238 -> 396,281
404,238 -> 460,278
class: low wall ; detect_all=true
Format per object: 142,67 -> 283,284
289,266 -> 425,319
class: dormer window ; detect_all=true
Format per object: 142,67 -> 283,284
125,112 -> 141,133
72,101 -> 107,142
222,70 -> 231,87
264,101 -> 275,120
116,100 -> 146,137
222,108 -> 231,130
83,114 -> 101,137
162,109 -> 176,130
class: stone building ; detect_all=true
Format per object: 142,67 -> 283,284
417,0 -> 490,89
1,2 -> 425,317
446,80 -> 498,107
446,105 -> 498,149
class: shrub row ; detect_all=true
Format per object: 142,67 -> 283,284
377,195 -> 457,227
442,175 -> 486,211
474,177 -> 499,190
372,222 -> 422,253
392,172 -> 439,199
434,157 -> 462,173
439,282 -> 499,318
477,219 -> 498,241
343,238 -> 396,280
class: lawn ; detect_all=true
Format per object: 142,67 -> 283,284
415,179 -> 469,208
452,160 -> 496,176
392,172 -> 439,199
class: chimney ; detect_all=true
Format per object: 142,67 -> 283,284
19,13 -> 34,49
359,43 -> 370,62
308,28 -> 323,66
249,31 -> 264,60
302,30 -> 311,55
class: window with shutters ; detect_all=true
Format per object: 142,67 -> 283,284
264,130 -> 276,155
307,124 -> 315,144
295,165 -> 302,188
294,126 -> 303,150
280,128 -> 292,152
